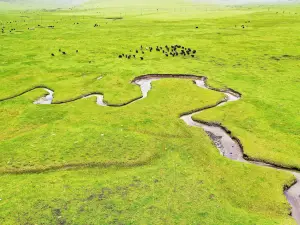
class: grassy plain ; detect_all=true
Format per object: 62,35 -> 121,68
0,0 -> 299,224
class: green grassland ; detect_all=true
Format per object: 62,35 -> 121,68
0,0 -> 300,224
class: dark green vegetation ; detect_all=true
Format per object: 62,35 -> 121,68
0,1 -> 300,224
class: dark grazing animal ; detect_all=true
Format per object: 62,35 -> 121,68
51,53 -> 55,56
140,57 -> 144,60
119,55 -> 122,58
62,52 -> 66,55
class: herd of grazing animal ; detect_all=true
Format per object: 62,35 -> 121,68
118,45 -> 197,60
51,49 -> 79,57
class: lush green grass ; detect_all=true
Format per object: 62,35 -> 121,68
0,1 -> 299,224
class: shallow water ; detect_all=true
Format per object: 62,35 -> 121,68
33,88 -> 53,104
83,94 -> 107,106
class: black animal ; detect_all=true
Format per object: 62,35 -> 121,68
119,55 -> 122,58
76,50 -> 78,53
133,55 -> 136,58
191,55 -> 195,58
51,53 -> 55,56
192,50 -> 196,54
62,52 -> 66,55
140,57 -> 144,60
136,50 -> 138,53
196,26 -> 198,29
59,49 -> 61,52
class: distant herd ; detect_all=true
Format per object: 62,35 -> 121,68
118,45 -> 197,60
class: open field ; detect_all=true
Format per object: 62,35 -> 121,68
0,0 -> 300,224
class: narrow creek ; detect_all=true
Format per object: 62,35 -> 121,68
3,74 -> 300,223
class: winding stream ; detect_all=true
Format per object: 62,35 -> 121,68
2,74 -> 300,223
